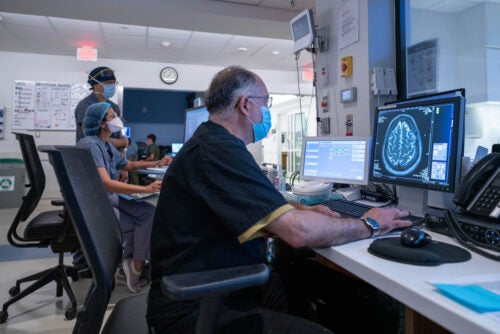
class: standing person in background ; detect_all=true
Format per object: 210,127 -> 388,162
75,66 -> 128,153
78,102 -> 172,293
143,133 -> 160,161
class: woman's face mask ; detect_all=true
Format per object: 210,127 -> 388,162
247,106 -> 272,143
106,116 -> 123,133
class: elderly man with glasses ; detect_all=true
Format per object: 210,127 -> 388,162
147,66 -> 411,333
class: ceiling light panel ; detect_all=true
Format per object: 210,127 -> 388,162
191,31 -> 233,44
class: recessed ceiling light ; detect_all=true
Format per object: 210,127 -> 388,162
161,41 -> 171,47
272,51 -> 280,55
237,47 -> 248,52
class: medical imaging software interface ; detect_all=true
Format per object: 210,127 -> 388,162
302,139 -> 368,184
371,101 -> 456,189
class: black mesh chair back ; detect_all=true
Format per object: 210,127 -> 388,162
8,132 -> 48,244
46,145 -> 269,334
0,133 -> 80,324
43,145 -> 123,333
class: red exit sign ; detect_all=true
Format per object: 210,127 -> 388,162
77,47 -> 98,61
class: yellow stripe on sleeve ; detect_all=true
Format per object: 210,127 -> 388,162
238,204 -> 294,243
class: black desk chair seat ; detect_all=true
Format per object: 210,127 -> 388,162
46,145 -> 269,334
0,133 -> 80,324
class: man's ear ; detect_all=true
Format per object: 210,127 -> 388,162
236,96 -> 250,115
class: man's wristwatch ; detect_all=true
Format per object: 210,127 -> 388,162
360,217 -> 380,238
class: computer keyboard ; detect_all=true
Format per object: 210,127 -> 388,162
118,192 -> 158,201
323,198 -> 373,217
323,198 -> 424,225
130,192 -> 158,200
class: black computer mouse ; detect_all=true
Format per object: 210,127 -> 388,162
400,227 -> 432,248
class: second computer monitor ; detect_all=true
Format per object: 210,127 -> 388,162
171,142 -> 183,156
370,93 -> 465,193
184,106 -> 209,143
300,136 -> 370,185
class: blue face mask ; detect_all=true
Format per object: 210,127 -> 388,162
248,106 -> 272,143
102,84 -> 116,99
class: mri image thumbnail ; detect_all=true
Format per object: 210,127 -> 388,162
381,114 -> 422,175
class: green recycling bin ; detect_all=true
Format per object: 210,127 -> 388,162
0,158 -> 25,209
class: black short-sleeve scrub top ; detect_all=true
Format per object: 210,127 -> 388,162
150,120 -> 293,283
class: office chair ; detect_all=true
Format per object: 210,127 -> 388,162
0,133 -> 80,324
45,145 -> 269,334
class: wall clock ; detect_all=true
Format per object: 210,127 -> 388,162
160,66 -> 178,85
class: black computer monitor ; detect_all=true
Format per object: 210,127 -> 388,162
184,106 -> 209,142
370,93 -> 465,194
300,136 -> 371,186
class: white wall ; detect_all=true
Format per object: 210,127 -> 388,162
0,51 -> 311,197
314,0 -> 396,137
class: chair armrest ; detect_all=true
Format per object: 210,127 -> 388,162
51,199 -> 65,206
161,264 -> 269,300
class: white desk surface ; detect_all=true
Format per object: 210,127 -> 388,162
313,231 -> 500,334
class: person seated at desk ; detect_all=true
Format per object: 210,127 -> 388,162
143,133 -> 160,161
78,102 -> 172,293
147,66 -> 412,333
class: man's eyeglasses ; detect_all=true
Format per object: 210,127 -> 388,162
248,96 -> 273,108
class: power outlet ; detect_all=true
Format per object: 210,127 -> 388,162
345,114 -> 353,136
320,117 -> 330,135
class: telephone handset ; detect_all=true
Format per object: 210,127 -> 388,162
453,153 -> 500,219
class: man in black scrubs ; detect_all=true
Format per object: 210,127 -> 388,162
147,66 -> 411,333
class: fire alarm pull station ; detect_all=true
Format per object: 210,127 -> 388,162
341,56 -> 353,77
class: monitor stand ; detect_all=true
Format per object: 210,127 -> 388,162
427,191 -> 455,210
396,186 -> 428,217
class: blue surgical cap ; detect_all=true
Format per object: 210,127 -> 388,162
83,102 -> 110,136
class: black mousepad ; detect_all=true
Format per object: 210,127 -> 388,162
368,237 -> 471,266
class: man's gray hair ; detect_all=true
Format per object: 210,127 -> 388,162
204,66 -> 257,114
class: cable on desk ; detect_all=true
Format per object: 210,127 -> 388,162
444,209 -> 500,261
289,171 -> 300,187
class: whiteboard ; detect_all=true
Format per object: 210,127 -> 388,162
12,80 -> 88,130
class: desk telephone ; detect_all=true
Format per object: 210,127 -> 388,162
453,153 -> 500,219
442,153 -> 500,260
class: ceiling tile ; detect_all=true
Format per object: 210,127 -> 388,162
191,31 -> 233,44
0,12 -> 51,26
101,22 -> 147,36
148,27 -> 192,39
49,17 -> 100,31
